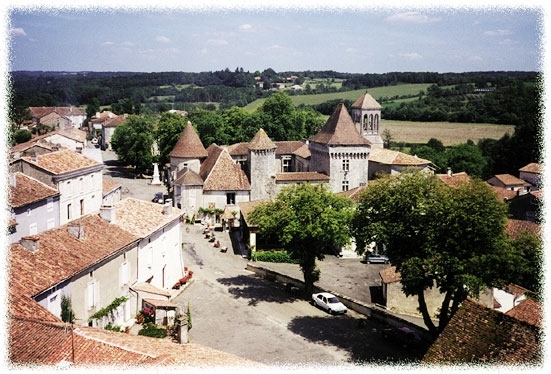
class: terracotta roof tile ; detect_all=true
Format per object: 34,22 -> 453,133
113,197 -> 184,238
436,172 -> 471,188
379,266 -> 401,284
505,297 -> 542,328
247,128 -> 277,150
169,122 -> 208,159
488,174 -> 530,187
369,147 -> 430,165
227,142 -> 249,156
351,92 -> 382,110
173,167 -> 204,186
29,106 -> 85,118
103,115 -> 127,128
337,186 -> 366,202
293,143 -> 311,159
273,140 -> 304,155
422,298 -> 542,364
201,146 -> 250,191
309,103 -> 371,146
102,178 -> 121,194
22,149 -> 102,175
8,172 -> 59,208
519,162 -> 543,174
9,214 -> 139,297
505,219 -> 541,239
490,185 -> 518,200
275,172 -> 330,182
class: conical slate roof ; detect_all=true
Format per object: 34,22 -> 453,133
247,128 -> 277,150
309,103 -> 371,146
169,121 -> 208,158
351,92 -> 382,110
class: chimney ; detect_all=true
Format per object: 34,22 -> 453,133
67,225 -> 84,239
20,236 -> 40,253
163,201 -> 173,215
9,173 -> 16,187
100,205 -> 117,224
31,152 -> 38,162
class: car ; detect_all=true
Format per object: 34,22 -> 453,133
366,254 -> 389,264
311,292 -> 347,314
152,192 -> 164,203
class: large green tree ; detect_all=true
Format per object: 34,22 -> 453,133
248,183 -> 354,297
351,169 -> 514,337
111,115 -> 157,175
156,112 -> 188,166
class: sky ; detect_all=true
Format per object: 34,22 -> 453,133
3,1 -> 547,74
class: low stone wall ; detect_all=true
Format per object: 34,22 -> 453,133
246,263 -> 433,343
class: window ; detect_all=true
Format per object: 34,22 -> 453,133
29,223 -> 38,235
342,159 -> 349,171
47,218 -> 55,230
47,198 -> 53,212
80,199 -> 84,215
87,279 -> 98,309
226,193 -> 236,205
67,203 -> 72,220
342,180 -> 349,192
120,260 -> 129,287
282,156 -> 292,172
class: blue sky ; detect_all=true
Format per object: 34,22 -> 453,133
4,2 -> 547,74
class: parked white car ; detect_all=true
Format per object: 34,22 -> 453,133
311,292 -> 347,314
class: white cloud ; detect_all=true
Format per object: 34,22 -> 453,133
155,35 -> 171,43
101,41 -> 115,46
484,29 -> 513,37
385,12 -> 441,24
10,27 -> 26,37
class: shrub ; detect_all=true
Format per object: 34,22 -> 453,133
252,250 -> 299,264
138,323 -> 167,339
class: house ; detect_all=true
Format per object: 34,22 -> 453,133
487,173 -> 531,193
8,266 -> 257,367
368,147 -> 432,179
101,114 -> 128,150
10,149 -> 104,225
7,172 -> 60,243
10,128 -> 88,161
507,189 -> 543,223
422,298 -> 542,364
102,177 -> 122,206
518,162 -> 543,188
29,106 -> 86,129
9,196 -> 185,330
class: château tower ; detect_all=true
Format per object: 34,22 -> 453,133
351,92 -> 384,148
247,128 -> 277,201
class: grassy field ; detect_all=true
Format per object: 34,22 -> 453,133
381,120 -> 515,146
244,84 -> 430,111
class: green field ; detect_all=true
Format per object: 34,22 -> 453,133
244,84 -> 430,111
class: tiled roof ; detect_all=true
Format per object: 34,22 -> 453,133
488,174 -> 530,187
103,115 -> 127,128
436,172 -> 471,188
227,142 -> 249,156
247,128 -> 277,150
293,143 -> 311,159
505,219 -> 541,239
309,103 -> 371,146
274,140 -> 305,155
9,214 -> 139,298
169,122 -> 208,159
490,185 -> 518,201
49,127 -> 88,143
113,197 -> 184,238
102,177 -> 121,194
9,317 -> 259,366
201,145 -> 250,191
422,298 -> 542,364
505,297 -> 542,328
8,172 -> 59,208
238,200 -> 268,226
10,139 -> 60,155
369,147 -> 430,165
275,172 -> 330,182
29,106 -> 86,118
351,92 -> 382,110
519,162 -> 543,174
337,186 -> 366,202
173,167 -> 204,186
379,266 -> 401,284
22,149 -> 102,175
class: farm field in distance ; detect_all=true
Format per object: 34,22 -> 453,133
381,120 -> 515,146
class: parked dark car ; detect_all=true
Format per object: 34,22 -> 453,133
383,326 -> 422,348
152,192 -> 163,203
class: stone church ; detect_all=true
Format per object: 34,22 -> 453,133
168,92 -> 429,222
